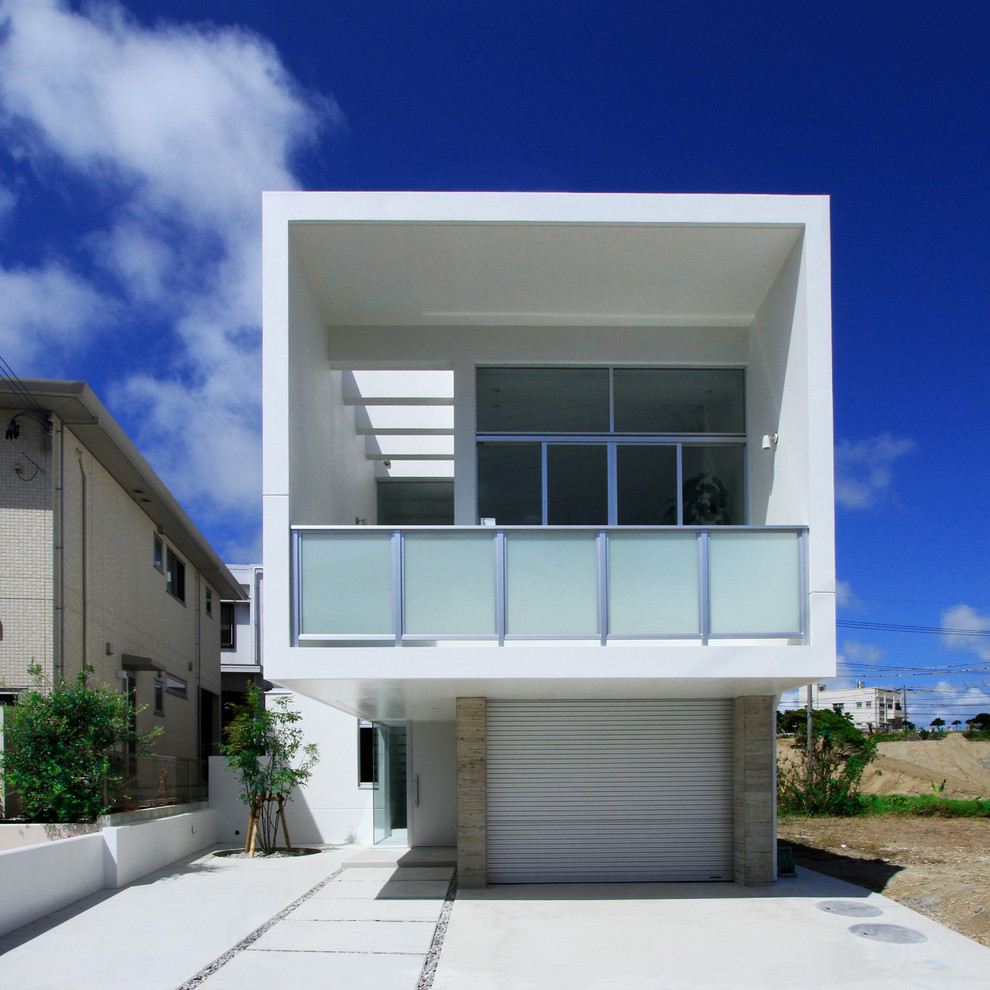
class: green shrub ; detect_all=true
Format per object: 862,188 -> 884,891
1,664 -> 157,823
777,709 -> 877,816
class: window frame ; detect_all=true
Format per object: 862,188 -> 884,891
220,602 -> 236,650
476,366 -> 748,527
165,673 -> 188,700
165,547 -> 186,603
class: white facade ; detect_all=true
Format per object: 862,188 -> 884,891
262,192 -> 836,883
215,565 -> 380,847
810,684 -> 906,733
1,380 -> 242,811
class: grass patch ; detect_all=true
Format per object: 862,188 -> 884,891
858,794 -> 990,817
780,794 -> 990,819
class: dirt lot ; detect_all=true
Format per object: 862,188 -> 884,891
776,735 -> 990,946
777,814 -> 990,946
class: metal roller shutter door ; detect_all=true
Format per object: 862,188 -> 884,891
487,699 -> 734,883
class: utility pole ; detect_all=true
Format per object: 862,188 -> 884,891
807,683 -> 814,782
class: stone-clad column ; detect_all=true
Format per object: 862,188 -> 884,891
733,696 -> 776,885
456,697 -> 487,887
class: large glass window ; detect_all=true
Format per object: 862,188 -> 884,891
613,368 -> 745,433
477,367 -> 610,433
477,367 -> 746,526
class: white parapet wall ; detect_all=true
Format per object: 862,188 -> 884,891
102,810 -> 216,888
0,809 -> 216,937
0,833 -> 105,936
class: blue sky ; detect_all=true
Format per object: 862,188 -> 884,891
0,1 -> 987,725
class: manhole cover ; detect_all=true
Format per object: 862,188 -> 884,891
849,924 -> 927,944
816,900 -> 883,918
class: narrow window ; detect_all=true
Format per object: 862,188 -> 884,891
165,674 -> 188,699
358,720 -> 376,787
166,548 -> 186,602
153,535 -> 164,572
154,678 -> 165,715
220,602 -> 236,649
205,587 -> 213,616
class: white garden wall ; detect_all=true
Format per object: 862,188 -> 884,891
0,809 -> 216,937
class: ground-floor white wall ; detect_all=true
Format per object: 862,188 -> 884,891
209,692 -> 374,847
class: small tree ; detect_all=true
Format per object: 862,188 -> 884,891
966,713 -> 990,732
930,717 -> 946,733
221,686 -> 319,855
0,664 -> 155,823
777,708 -> 877,815
952,720 -> 962,732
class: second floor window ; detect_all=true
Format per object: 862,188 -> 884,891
220,602 -> 236,649
476,367 -> 746,526
166,548 -> 186,602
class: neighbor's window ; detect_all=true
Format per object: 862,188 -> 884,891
154,678 -> 165,715
153,535 -> 164,571
165,548 -> 186,602
205,587 -> 213,616
220,602 -> 236,649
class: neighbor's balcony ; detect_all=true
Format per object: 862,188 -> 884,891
291,526 -> 808,646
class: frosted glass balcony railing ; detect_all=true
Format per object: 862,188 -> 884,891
292,526 -> 808,645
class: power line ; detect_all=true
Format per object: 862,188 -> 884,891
839,618 -> 990,637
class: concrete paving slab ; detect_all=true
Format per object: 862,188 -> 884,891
0,846 -> 352,990
252,918 -> 438,953
312,877 -> 451,899
290,897 -> 446,921
343,846 -> 456,867
197,948 -> 426,990
336,865 -> 454,881
432,868 -> 990,990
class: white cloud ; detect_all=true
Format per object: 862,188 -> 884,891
0,1 -> 339,552
940,603 -> 990,661
840,639 -> 887,663
834,433 -> 915,510
907,683 -> 990,731
0,263 -> 109,365
835,578 -> 865,612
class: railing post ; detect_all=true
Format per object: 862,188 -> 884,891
597,530 -> 609,645
699,530 -> 711,645
291,530 -> 302,646
495,530 -> 506,645
391,530 -> 404,646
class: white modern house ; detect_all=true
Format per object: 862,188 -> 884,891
809,683 -> 906,733
262,192 -> 836,886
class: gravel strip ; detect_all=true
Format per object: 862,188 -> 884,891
417,872 -> 458,990
174,865 -> 345,989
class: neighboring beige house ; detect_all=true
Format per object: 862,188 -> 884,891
809,682 -> 906,733
1,380 -> 243,810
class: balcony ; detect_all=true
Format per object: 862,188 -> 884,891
291,526 -> 808,646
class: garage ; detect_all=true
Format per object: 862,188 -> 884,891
486,699 -> 734,883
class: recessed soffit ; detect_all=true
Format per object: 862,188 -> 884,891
291,221 -> 802,327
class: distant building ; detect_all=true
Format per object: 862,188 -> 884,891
1,380 -> 243,812
809,682 -> 906,733
219,563 -> 264,720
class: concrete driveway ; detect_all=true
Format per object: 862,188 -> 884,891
432,868 -> 990,990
